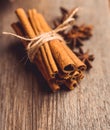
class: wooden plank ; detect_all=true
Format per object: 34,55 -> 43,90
32,0 -> 110,130
0,3 -> 33,130
0,0 -> 110,130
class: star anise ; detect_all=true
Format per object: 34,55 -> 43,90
53,7 -> 94,71
74,47 -> 95,70
60,7 -> 78,22
67,24 -> 93,49
53,7 -> 93,49
54,7 -> 78,27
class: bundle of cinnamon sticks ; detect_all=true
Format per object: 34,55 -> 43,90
11,8 -> 86,92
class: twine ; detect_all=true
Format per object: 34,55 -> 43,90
3,8 -> 79,62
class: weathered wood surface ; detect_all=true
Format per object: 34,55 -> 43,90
0,0 -> 110,130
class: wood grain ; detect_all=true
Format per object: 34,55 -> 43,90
0,0 -> 110,130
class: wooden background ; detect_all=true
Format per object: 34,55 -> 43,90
0,0 -> 110,130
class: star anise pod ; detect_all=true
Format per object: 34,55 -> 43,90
77,24 -> 93,39
67,24 -> 93,49
54,7 -> 78,27
60,7 -> 78,22
53,7 -> 93,49
53,7 -> 94,70
74,47 -> 95,70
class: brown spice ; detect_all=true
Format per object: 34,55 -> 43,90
53,7 -> 94,71
66,25 -> 93,49
54,7 -> 78,27
11,7 -> 88,91
74,48 -> 94,70
64,79 -> 77,90
60,7 -> 78,21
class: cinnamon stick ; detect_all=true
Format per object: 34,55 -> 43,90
15,8 -> 36,38
65,79 -> 77,90
36,51 -> 60,91
28,9 -> 58,78
72,70 -> 80,79
11,22 -> 27,46
34,12 -> 75,73
60,42 -> 87,71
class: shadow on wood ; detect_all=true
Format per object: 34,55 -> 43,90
7,40 -> 52,93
